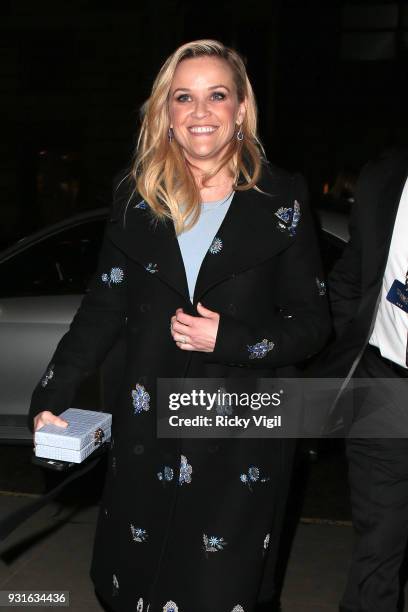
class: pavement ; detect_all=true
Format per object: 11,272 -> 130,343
0,444 -> 407,612
0,492 -> 401,612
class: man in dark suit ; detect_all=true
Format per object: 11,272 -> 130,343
323,148 -> 408,612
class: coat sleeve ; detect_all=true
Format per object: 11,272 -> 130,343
210,174 -> 332,368
327,169 -> 365,337
27,194 -> 128,431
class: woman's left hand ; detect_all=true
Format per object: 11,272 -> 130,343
170,303 -> 220,352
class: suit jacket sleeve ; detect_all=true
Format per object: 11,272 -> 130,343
327,167 -> 365,337
211,174 -> 332,368
28,186 -> 128,431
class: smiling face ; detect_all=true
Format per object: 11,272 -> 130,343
168,56 -> 246,170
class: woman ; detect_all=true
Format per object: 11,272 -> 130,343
30,40 -> 330,612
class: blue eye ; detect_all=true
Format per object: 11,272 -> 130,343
211,92 -> 226,101
176,94 -> 190,102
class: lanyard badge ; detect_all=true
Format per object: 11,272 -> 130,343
386,268 -> 408,313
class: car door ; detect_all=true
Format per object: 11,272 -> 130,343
0,217 -> 105,442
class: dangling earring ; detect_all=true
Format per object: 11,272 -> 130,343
168,127 -> 174,143
236,125 -> 244,141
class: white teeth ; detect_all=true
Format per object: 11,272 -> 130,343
189,126 -> 217,133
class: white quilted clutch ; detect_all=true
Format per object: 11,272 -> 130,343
34,408 -> 112,463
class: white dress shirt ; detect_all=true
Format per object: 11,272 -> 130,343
369,176 -> 408,368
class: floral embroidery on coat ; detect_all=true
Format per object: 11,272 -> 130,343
135,200 -> 148,209
157,466 -> 174,482
163,601 -> 178,612
316,277 -> 326,296
137,598 -> 144,612
130,525 -> 148,543
275,200 -> 301,236
101,267 -> 124,287
203,533 -> 227,553
41,364 -> 55,387
215,387 -> 234,416
132,384 -> 150,414
247,339 -> 274,359
145,262 -> 158,274
209,236 -> 223,254
179,454 -> 192,485
157,456 -> 192,485
112,573 -> 119,596
240,466 -> 270,491
263,532 -> 270,552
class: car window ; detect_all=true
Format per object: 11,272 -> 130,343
0,219 -> 105,297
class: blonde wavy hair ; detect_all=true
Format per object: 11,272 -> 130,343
131,39 -> 265,234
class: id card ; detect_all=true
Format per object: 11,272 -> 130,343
386,279 -> 408,313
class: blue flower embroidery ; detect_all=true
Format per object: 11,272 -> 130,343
316,277 -> 326,296
209,236 -> 223,254
215,402 -> 233,416
110,267 -> 124,283
249,465 -> 260,481
157,466 -> 174,482
135,200 -> 148,209
264,532 -> 270,550
240,465 -> 269,491
275,200 -> 301,237
112,573 -> 119,596
291,200 -> 301,234
203,533 -> 227,552
132,384 -> 150,415
215,387 -> 234,416
247,339 -> 274,359
41,364 -> 55,387
130,525 -> 148,543
145,262 -> 158,274
158,456 -> 192,485
275,207 -> 292,224
179,454 -> 192,485
163,602 -> 178,612
101,267 -> 124,287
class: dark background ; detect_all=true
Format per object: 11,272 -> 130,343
1,0 -> 408,248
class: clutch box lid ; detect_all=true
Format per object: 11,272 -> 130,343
34,408 -> 112,451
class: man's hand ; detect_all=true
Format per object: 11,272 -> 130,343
170,302 -> 220,352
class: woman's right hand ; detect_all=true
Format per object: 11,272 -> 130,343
33,411 -> 68,435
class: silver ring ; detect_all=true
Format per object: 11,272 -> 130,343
181,335 -> 187,344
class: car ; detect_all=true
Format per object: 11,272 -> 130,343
0,205 -> 350,443
0,208 -> 108,442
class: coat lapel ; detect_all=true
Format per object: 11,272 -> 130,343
193,186 -> 294,303
107,200 -> 190,302
107,179 -> 296,303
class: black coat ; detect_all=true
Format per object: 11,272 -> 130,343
29,163 -> 330,612
314,148 -> 408,381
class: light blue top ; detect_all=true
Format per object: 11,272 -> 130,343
177,192 -> 234,302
